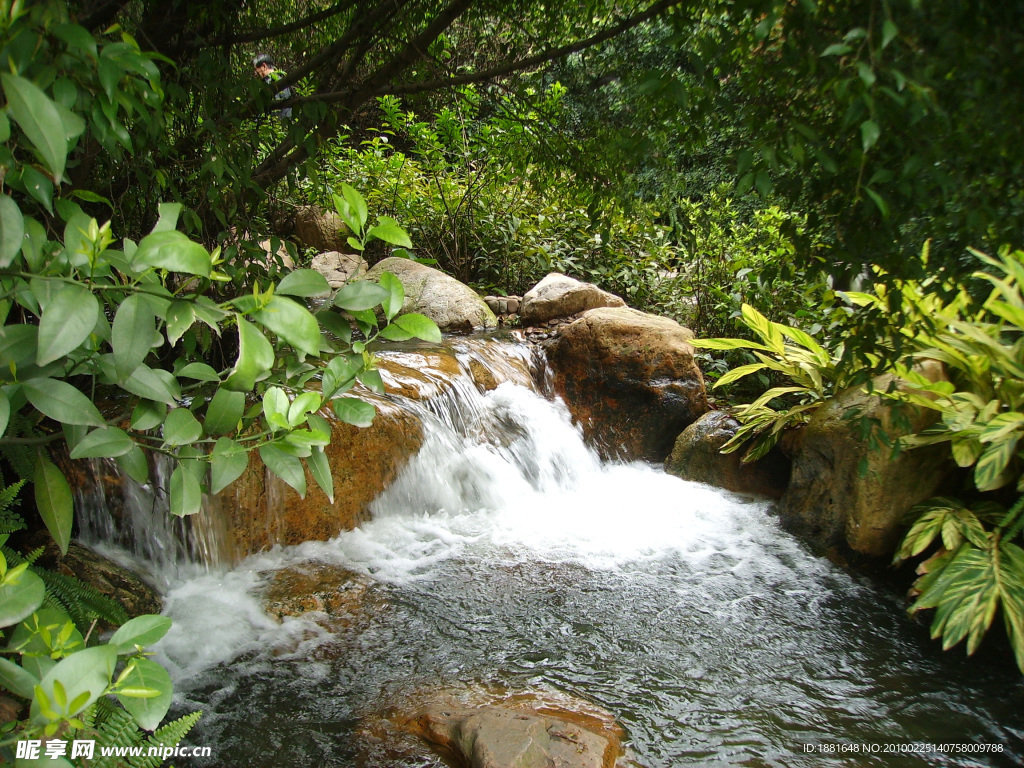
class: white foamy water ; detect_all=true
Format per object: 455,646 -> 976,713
152,381 -> 829,681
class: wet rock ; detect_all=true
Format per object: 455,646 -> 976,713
665,411 -> 790,498
216,403 -> 423,558
521,273 -> 625,325
545,307 -> 709,462
260,562 -> 372,621
362,685 -> 637,768
364,258 -> 497,332
311,250 -> 367,288
777,365 -> 951,558
30,537 -> 162,622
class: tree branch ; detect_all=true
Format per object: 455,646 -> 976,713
213,0 -> 360,47
284,0 -> 685,107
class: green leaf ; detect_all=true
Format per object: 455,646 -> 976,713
0,568 -> 45,628
31,645 -> 117,724
340,183 -> 368,230
882,19 -> 899,48
131,400 -> 167,431
307,447 -> 334,503
974,437 -> 1019,492
34,458 -> 73,555
263,387 -> 290,431
316,309 -> 353,343
860,120 -> 881,152
378,271 -> 405,320
69,426 -> 135,459
863,186 -> 890,218
1,73 -> 68,180
115,444 -> 150,484
276,269 -> 331,298
112,294 -> 156,381
252,295 -> 321,357
177,361 -> 220,382
379,324 -> 414,341
165,300 -> 195,345
169,463 -> 202,516
334,281 -> 390,312
204,387 -> 245,436
110,615 -> 172,651
152,202 -> 182,233
22,378 -> 105,426
259,443 -> 306,496
713,362 -> 769,388
0,390 -> 9,439
0,655 -> 39,699
163,408 -> 203,446
358,369 -> 385,394
121,364 -> 181,405
133,230 -> 211,276
115,657 -> 173,731
393,312 -> 442,343
288,391 -> 321,426
36,283 -> 100,367
332,396 -> 375,428
367,217 -> 413,248
225,317 -> 274,392
0,195 -> 24,268
821,43 -> 851,57
210,437 -> 248,494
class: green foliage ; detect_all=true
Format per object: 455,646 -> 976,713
691,303 -> 863,461
893,497 -> 1024,673
0,550 -> 196,764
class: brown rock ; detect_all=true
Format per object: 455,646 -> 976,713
363,685 -> 635,768
215,402 -> 423,560
521,273 -> 626,324
364,258 -> 497,332
665,411 -> 790,498
545,307 -> 709,461
30,537 -> 162,624
292,205 -> 350,253
310,250 -> 367,288
260,562 -> 372,621
777,367 -> 952,558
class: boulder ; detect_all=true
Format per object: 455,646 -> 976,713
291,205 -> 349,253
364,257 -> 497,332
521,273 -> 625,324
310,250 -> 367,289
362,685 -> 635,768
776,367 -> 951,558
665,411 -> 790,498
215,399 -> 423,559
544,307 -> 709,461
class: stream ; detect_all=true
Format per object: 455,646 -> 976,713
80,337 -> 1024,767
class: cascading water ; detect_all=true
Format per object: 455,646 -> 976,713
79,336 -> 1023,767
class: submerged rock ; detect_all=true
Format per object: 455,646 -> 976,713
521,273 -> 625,324
665,411 -> 790,498
260,562 -> 372,622
545,306 -> 708,461
364,257 -> 497,332
362,684 -> 638,768
777,367 -> 951,558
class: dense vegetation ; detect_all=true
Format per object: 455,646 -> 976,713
0,0 -> 1022,758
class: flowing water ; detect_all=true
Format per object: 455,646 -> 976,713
79,337 -> 1024,767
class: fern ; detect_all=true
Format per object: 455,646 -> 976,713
37,568 -> 129,629
84,699 -> 202,768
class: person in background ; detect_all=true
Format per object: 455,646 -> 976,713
252,53 -> 293,120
